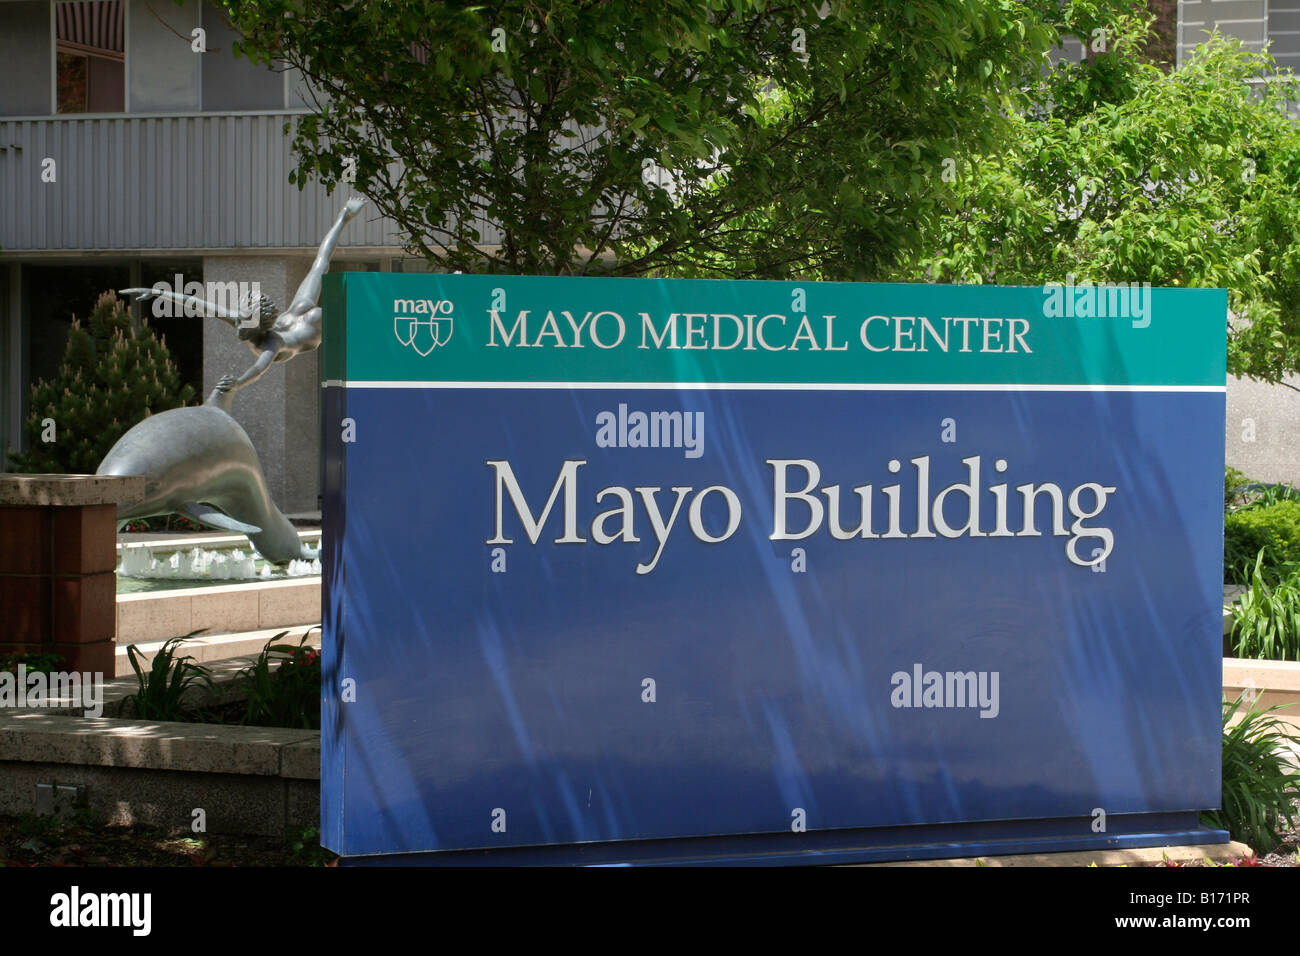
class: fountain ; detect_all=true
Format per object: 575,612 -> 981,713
118,545 -> 321,582
87,200 -> 363,653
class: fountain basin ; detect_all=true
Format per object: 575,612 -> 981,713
114,530 -> 321,646
116,531 -> 322,592
116,578 -> 321,646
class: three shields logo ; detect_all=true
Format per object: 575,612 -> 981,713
394,299 -> 454,356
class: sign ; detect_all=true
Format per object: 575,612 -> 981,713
320,274 -> 1227,864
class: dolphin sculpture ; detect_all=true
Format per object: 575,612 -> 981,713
96,403 -> 312,565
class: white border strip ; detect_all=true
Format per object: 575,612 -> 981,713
322,380 -> 1225,393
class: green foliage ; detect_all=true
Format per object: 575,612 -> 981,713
1234,483 -> 1300,511
9,291 -> 196,474
895,22 -> 1300,386
286,825 -> 336,866
122,634 -> 215,722
1224,502 -> 1300,584
216,0 -> 1132,278
238,631 -> 321,730
1202,694 -> 1299,854
1226,465 -> 1249,510
1225,553 -> 1300,660
0,652 -> 66,675
119,630 -> 322,728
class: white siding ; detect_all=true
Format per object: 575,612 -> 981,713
0,111 -> 503,252
1179,0 -> 1269,66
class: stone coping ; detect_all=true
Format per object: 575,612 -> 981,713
115,576 -> 321,601
0,645 -> 321,780
117,529 -> 322,550
0,473 -> 144,506
0,711 -> 319,779
115,624 -> 319,667
1223,655 -> 1300,706
1224,656 -> 1300,684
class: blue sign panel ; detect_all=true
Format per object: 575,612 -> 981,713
320,275 -> 1227,864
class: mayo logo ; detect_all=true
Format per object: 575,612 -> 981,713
394,298 -> 454,355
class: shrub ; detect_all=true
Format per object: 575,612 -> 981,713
239,630 -> 321,730
287,825 -> 336,866
0,652 -> 66,675
1239,483 -> 1300,511
122,633 -> 214,721
8,291 -> 195,473
1224,500 -> 1300,584
1202,694 -> 1300,854
1225,552 -> 1300,661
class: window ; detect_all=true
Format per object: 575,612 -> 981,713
56,0 -> 124,113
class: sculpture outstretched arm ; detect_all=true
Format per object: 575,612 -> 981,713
119,288 -> 252,330
287,196 -> 367,313
204,348 -> 276,410
222,349 -> 276,392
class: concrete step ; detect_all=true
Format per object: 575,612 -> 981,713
115,624 -> 320,677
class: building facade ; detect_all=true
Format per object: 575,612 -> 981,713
0,0 -> 497,512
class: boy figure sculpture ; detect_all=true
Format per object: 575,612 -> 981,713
121,196 -> 366,410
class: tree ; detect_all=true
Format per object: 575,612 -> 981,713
892,22 -> 1300,387
9,292 -> 197,474
217,0 -> 1133,279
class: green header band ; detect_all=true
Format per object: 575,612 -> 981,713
321,274 -> 1227,387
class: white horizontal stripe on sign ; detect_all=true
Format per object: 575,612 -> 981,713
321,380 -> 1226,392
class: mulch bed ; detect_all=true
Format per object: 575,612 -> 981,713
0,813 -> 336,867
1142,797 -> 1300,867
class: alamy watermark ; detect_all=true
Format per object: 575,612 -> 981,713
50,886 -> 151,936
1041,274 -> 1151,328
890,663 -> 1000,718
0,666 -> 104,717
143,274 -> 264,326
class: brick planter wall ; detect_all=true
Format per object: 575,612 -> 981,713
0,475 -> 143,674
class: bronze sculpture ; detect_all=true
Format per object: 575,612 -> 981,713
97,197 -> 366,562
120,196 -> 366,410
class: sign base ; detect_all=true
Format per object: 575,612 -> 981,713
336,814 -> 1227,866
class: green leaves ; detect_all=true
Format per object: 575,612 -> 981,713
218,0 -> 1117,278
1201,694 -> 1300,854
1225,550 -> 1300,661
238,630 -> 321,730
897,23 -> 1300,386
1224,498 -> 1300,586
123,634 -> 215,722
